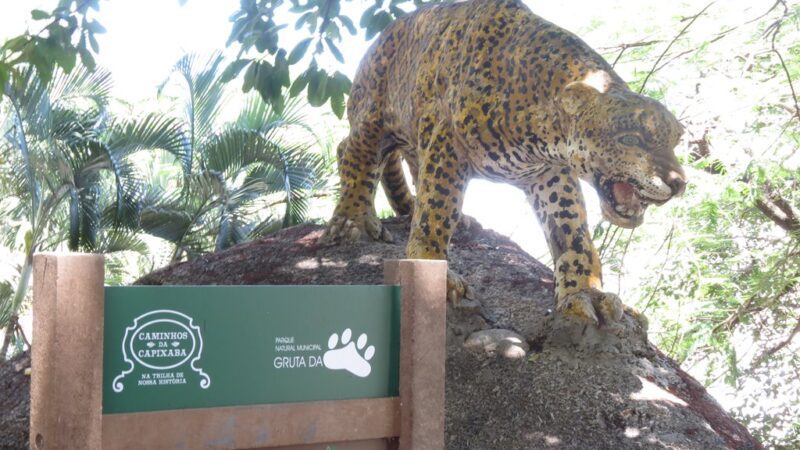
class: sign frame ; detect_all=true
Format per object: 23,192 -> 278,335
30,253 -> 446,450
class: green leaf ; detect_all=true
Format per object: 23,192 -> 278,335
289,71 -> 308,97
48,24 -> 69,45
289,2 -> 312,13
255,61 -> 284,107
339,15 -> 357,35
274,50 -> 291,87
255,26 -> 285,54
331,71 -> 352,92
87,20 -> 107,34
0,66 -> 9,89
389,5 -> 406,18
31,9 -> 50,20
330,89 -> 345,119
242,61 -> 258,92
78,45 -> 96,71
65,15 -> 78,31
325,38 -> 344,63
88,32 -> 100,53
220,58 -> 252,82
295,11 -> 318,33
360,5 -> 378,28
307,69 -> 328,107
324,22 -> 342,41
227,17 -> 249,46
288,37 -> 313,65
271,94 -> 285,115
323,0 -> 341,19
30,46 -> 54,83
3,36 -> 30,52
367,11 -> 393,40
56,48 -> 77,73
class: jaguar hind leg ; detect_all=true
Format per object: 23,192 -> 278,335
381,147 -> 415,217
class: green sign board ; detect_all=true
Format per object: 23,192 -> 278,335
102,285 -> 401,414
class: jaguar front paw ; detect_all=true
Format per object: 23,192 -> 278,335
319,212 -> 394,245
556,288 -> 624,326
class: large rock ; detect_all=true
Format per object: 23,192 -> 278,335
0,216 -> 761,449
464,328 -> 529,359
138,216 -> 760,449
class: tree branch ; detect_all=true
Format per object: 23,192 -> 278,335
713,265 -> 800,334
603,40 -> 662,68
764,0 -> 800,123
762,316 -> 800,357
755,182 -> 800,233
739,315 -> 800,375
638,2 -> 715,94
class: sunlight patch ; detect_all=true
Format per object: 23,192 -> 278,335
629,376 -> 687,406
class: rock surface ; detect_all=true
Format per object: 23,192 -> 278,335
0,216 -> 761,449
464,328 -> 530,359
137,216 -> 760,450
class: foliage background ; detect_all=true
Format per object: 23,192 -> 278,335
1,0 -> 799,447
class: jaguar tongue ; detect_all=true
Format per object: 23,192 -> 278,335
612,182 -> 642,212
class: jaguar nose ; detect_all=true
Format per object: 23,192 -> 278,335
666,170 -> 686,196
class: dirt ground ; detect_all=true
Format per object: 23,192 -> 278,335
0,217 -> 761,449
0,351 -> 30,450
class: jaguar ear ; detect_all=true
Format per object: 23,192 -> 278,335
559,81 -> 601,116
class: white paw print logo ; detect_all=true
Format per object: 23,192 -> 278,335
322,328 -> 375,378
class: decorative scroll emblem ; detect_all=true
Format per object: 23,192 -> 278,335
112,309 -> 210,393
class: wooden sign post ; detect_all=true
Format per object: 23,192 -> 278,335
30,254 -> 446,450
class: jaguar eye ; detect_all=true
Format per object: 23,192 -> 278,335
619,135 -> 642,146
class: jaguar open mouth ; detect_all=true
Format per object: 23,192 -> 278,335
597,178 -> 661,228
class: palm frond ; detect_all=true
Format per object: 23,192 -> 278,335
247,142 -> 322,227
67,184 -> 81,250
247,219 -> 282,240
5,66 -> 51,138
3,69 -> 44,223
50,107 -> 103,145
215,208 -> 253,250
234,94 -> 321,150
139,205 -> 195,243
66,139 -> 144,228
226,176 -> 269,209
105,113 -> 190,173
161,52 -> 229,154
2,64 -> 115,230
93,227 -> 148,254
0,280 -> 16,332
139,172 -> 222,252
48,65 -> 112,114
203,128 -> 273,178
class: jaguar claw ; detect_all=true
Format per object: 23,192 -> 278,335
320,213 -> 392,245
557,288 -> 624,326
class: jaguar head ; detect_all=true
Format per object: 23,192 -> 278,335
558,74 -> 687,228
